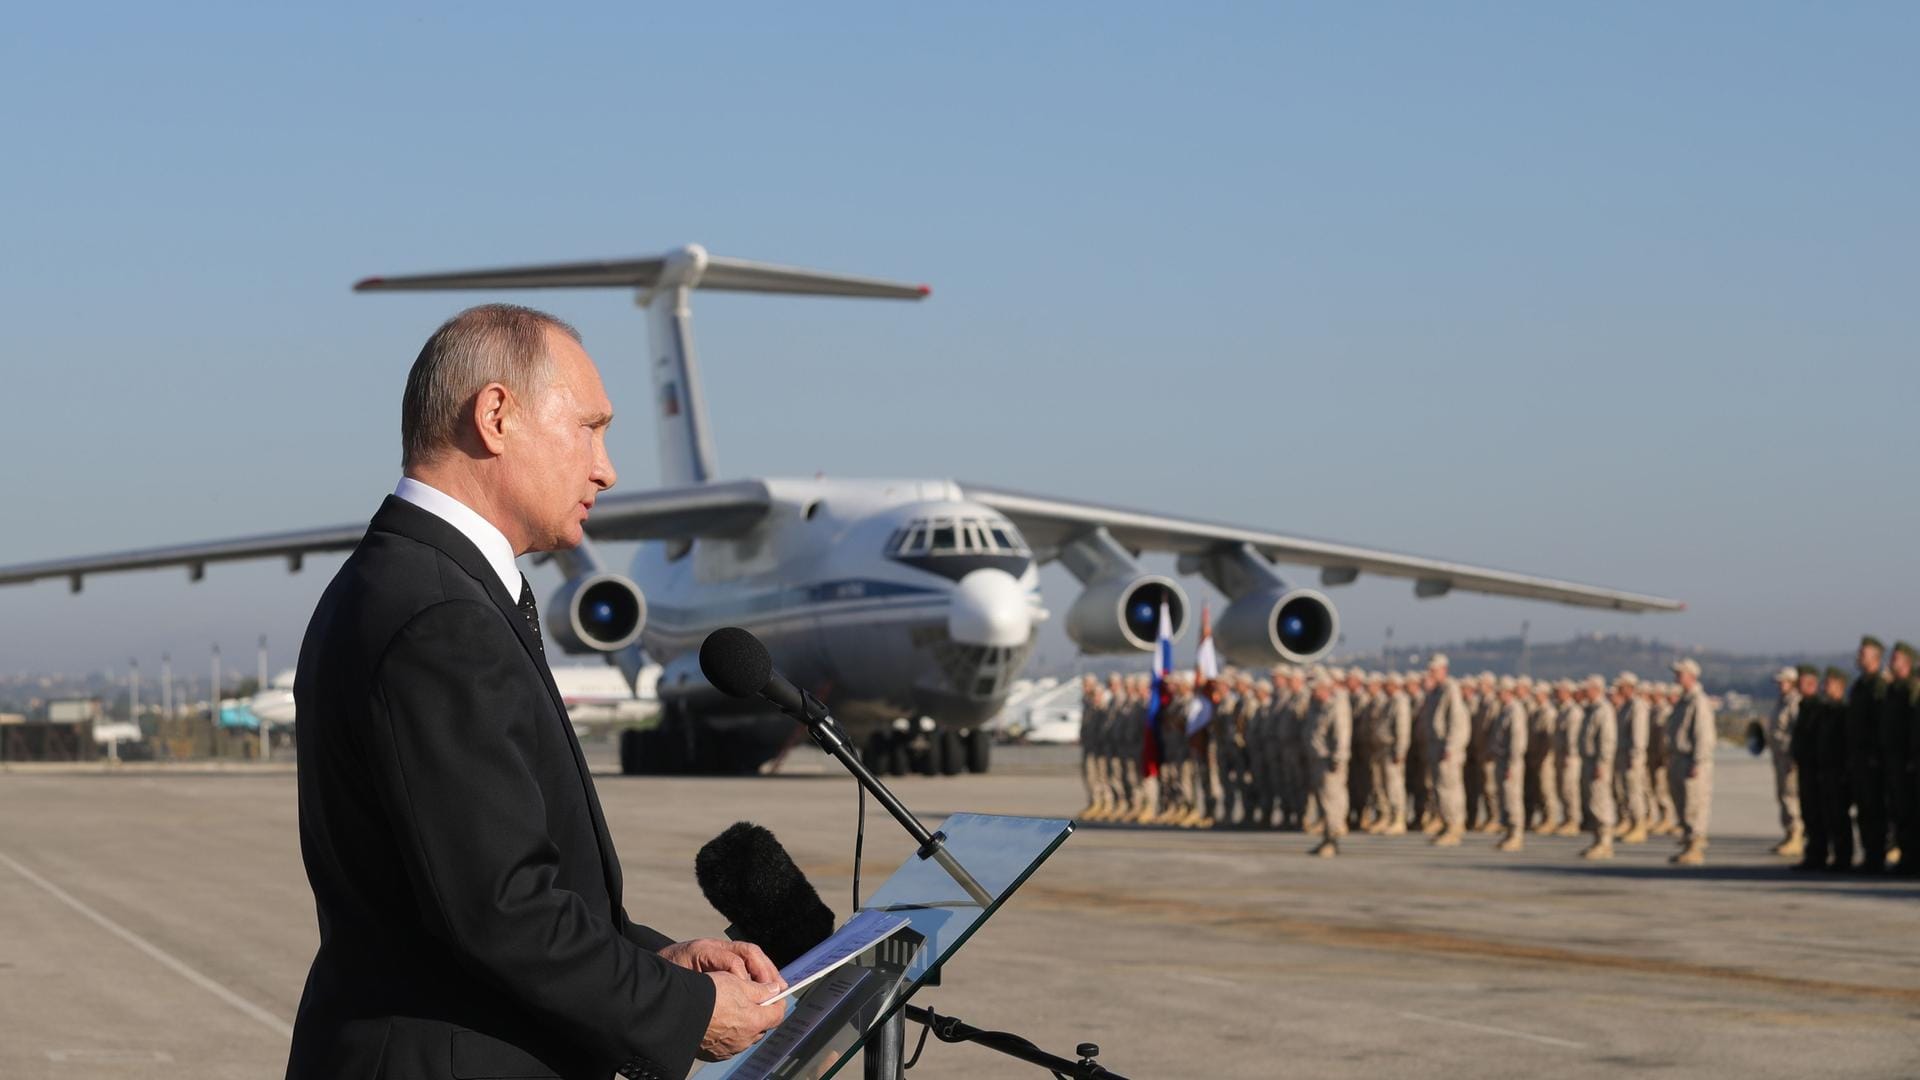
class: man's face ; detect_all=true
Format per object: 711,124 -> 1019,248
1797,673 -> 1819,696
1826,676 -> 1847,699
1677,671 -> 1698,690
502,330 -> 617,553
1858,644 -> 1883,674
1893,652 -> 1913,680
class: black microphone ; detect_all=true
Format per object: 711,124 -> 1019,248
695,822 -> 837,968
700,626 -> 825,722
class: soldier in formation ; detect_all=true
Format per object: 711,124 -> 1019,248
1073,657 -> 1738,867
1785,637 -> 1920,875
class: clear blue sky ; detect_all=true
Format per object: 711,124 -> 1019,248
2,3 -> 1916,678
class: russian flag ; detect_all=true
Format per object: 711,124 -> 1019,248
1142,600 -> 1174,778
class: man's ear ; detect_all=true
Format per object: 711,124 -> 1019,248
471,383 -> 512,456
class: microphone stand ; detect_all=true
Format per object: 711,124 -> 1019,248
903,1004 -> 1130,1080
783,689 -> 993,909
774,691 -> 1115,1080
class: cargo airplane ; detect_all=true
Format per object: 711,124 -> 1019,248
0,245 -> 1684,775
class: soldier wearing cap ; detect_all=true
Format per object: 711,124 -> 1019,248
1418,654 -> 1472,846
1665,658 -> 1717,865
1811,665 -> 1856,869
1281,667 -> 1313,831
1612,672 -> 1652,844
1880,641 -> 1919,873
1306,672 -> 1352,857
1156,673 -> 1195,827
1365,671 -> 1413,835
1578,675 -> 1619,859
1846,636 -> 1891,871
1345,669 -> 1375,832
1466,673 -> 1500,833
1077,674 -> 1109,821
1766,665 -> 1805,856
1489,676 -> 1529,852
1220,671 -> 1252,825
1113,673 -> 1144,820
1526,682 -> 1561,832
1789,665 -> 1832,871
1552,680 -> 1585,836
1406,668 -> 1435,833
1646,683 -> 1678,836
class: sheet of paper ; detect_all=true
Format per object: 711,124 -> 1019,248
758,910 -> 911,1006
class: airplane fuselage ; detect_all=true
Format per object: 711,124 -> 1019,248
628,477 -> 1043,742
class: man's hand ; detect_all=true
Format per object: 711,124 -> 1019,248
660,938 -> 784,988
696,971 -> 788,1062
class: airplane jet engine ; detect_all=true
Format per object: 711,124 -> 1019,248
1215,586 -> 1339,666
1065,575 -> 1188,653
547,572 -> 647,654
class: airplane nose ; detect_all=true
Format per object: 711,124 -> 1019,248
948,568 -> 1033,647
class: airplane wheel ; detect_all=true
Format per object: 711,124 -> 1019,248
964,729 -> 991,774
653,705 -> 694,775
619,728 -> 650,775
938,730 -> 965,776
864,732 -> 893,777
918,733 -> 943,777
886,733 -> 912,777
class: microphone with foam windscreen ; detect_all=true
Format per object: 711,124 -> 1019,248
699,626 -> 825,722
695,821 -> 837,969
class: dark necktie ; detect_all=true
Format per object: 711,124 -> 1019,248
516,575 -> 544,653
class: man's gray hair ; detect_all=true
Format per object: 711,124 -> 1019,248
401,304 -> 581,469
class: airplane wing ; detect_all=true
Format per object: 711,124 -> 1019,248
0,481 -> 772,593
960,483 -> 1684,614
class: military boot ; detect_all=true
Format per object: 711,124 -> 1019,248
1310,838 -> 1339,858
1581,835 -> 1615,860
1621,823 -> 1650,844
1432,829 -> 1463,848
1382,813 -> 1407,836
1771,828 -> 1805,858
1552,821 -> 1582,838
1670,837 -> 1707,866
1495,829 -> 1523,853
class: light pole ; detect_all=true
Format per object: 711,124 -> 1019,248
257,634 -> 271,761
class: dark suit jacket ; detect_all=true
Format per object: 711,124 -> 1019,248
287,495 -> 714,1080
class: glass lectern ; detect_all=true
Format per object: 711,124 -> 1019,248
692,812 -> 1074,1080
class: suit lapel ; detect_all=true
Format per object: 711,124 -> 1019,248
369,496 -> 627,913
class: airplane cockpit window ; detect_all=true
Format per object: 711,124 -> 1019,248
888,517 -> 1031,563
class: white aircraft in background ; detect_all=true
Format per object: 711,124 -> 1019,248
0,245 -> 1683,777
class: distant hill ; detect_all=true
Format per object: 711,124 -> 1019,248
1340,632 -> 1848,699
1035,632 -> 1848,701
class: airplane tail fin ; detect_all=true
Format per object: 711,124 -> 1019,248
356,244 -> 928,487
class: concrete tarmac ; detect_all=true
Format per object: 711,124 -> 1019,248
1,745 -> 1916,1078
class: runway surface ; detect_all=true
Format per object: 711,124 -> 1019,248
2,745 -> 1917,1078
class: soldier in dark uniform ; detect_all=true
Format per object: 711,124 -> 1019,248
1882,642 -> 1919,874
1819,666 -> 1856,872
1790,665 -> 1828,872
1847,636 -> 1890,872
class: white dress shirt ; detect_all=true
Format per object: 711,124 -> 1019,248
393,477 -> 523,599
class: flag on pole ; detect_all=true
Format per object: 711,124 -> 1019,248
1187,603 -> 1219,734
1142,600 -> 1174,778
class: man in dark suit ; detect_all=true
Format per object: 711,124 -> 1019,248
288,305 -> 785,1080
